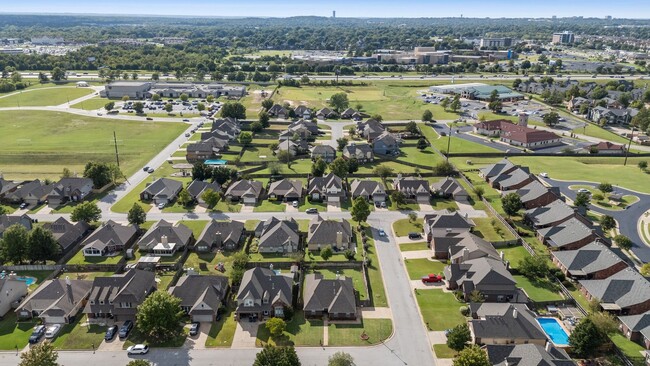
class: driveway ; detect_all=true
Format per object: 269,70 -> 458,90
183,322 -> 210,350
98,336 -> 126,352
285,203 -> 298,212
231,321 -> 258,349
240,204 -> 254,213
327,202 -> 341,212
401,250 -> 432,259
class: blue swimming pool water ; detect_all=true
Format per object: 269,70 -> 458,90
204,159 -> 227,166
537,317 -> 569,345
0,274 -> 36,286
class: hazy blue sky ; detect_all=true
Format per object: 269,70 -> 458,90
2,0 -> 649,18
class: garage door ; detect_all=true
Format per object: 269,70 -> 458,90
243,197 -> 256,204
192,315 -> 213,323
45,317 -> 66,324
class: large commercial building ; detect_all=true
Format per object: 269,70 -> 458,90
479,37 -> 513,49
100,82 -> 246,100
552,31 -> 575,44
373,47 -> 450,65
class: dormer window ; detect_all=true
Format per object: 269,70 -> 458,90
244,299 -> 254,307
90,300 -> 95,305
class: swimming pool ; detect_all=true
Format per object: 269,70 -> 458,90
0,274 -> 36,286
204,159 -> 227,166
537,317 -> 569,346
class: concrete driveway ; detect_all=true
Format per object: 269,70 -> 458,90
183,322 -> 211,350
327,202 -> 341,212
240,204 -> 254,213
231,321 -> 259,349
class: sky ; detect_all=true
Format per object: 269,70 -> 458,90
2,0 -> 650,19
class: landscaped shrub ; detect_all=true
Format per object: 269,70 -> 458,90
459,306 -> 470,317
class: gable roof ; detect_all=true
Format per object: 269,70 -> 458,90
537,217 -> 593,248
308,173 -> 343,195
470,303 -> 547,341
16,278 -> 92,318
552,241 -> 626,277
0,214 -> 32,235
506,180 -> 557,204
445,257 -> 517,289
196,220 -> 244,249
0,178 -> 18,196
490,167 -> 531,188
5,180 -> 45,201
343,143 -> 373,159
187,180 -> 221,200
424,211 -> 475,230
225,180 -> 263,198
479,159 -> 517,179
169,275 -> 229,313
141,178 -> 183,200
618,313 -> 650,341
236,267 -> 293,309
350,179 -> 386,197
42,217 -> 89,252
525,200 -> 575,227
81,220 -> 137,250
394,177 -> 429,195
580,268 -> 650,310
137,220 -> 193,249
307,216 -> 353,245
49,177 -> 94,196
311,145 -> 336,155
448,232 -> 500,263
486,344 -> 575,366
258,217 -> 300,251
430,177 -> 468,197
84,269 -> 155,314
269,179 -> 303,198
304,273 -> 356,314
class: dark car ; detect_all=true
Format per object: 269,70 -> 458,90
182,119 -> 190,122
104,325 -> 118,341
143,166 -> 149,172
189,322 -> 200,336
28,325 -> 46,344
408,232 -> 422,240
146,117 -> 153,120
118,320 -> 133,340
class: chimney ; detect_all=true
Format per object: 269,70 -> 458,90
500,250 -> 505,261
462,248 -> 469,262
336,231 -> 343,246
215,231 -> 222,245
512,307 -> 518,319
545,341 -> 552,352
161,235 -> 168,246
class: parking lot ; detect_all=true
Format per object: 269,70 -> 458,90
114,99 -> 222,117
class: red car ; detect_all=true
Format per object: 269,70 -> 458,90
421,274 -> 442,283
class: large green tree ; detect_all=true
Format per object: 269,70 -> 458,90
127,203 -> 147,226
136,291 -> 184,342
70,201 -> 102,223
220,102 -> 246,119
1,224 -> 29,264
328,352 -> 355,366
201,189 -> 221,208
351,197 -> 371,225
253,345 -> 301,366
83,161 -> 112,188
542,111 -> 560,127
446,323 -> 471,352
569,317 -> 607,358
311,157 -> 327,177
328,157 -> 349,179
501,192 -> 522,217
453,345 -> 490,366
328,92 -> 349,113
19,341 -> 59,366
574,191 -> 590,208
265,317 -> 287,338
27,226 -> 60,263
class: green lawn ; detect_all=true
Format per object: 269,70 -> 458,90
415,290 -> 466,331
433,344 -> 458,358
253,200 -> 286,212
566,283 -> 591,311
256,311 -> 324,347
67,250 -> 123,265
361,224 -> 388,307
245,219 -> 261,232
71,97 -> 110,111
399,242 -> 429,252
497,245 -> 531,270
205,306 -> 237,348
327,319 -> 392,346
430,198 -> 459,211
404,258 -> 445,280
388,199 -> 419,211
298,199 -> 327,213
213,199 -> 242,213
183,251 -> 235,278
392,218 -> 424,237
395,146 -> 442,167
513,275 -> 564,302
0,313 -> 38,349
472,217 -> 516,242
0,110 -> 187,181
611,333 -> 646,365
123,327 -> 188,348
0,87 -> 94,108
177,220 -> 209,237
50,315 -> 106,350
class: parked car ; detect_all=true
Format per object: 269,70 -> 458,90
421,274 -> 443,283
157,202 -> 166,209
19,202 -> 28,209
182,119 -> 190,122
143,166 -> 150,172
378,229 -> 386,237
539,172 -> 548,178
189,322 -> 200,336
578,188 -> 591,194
146,117 -> 153,120
408,232 -> 422,240
292,201 -> 299,208
147,167 -> 155,173
44,324 -> 62,339
118,320 -> 133,340
305,208 -> 318,214
104,325 -> 118,341
185,133 -> 191,137
126,344 -> 149,355
29,325 -> 46,344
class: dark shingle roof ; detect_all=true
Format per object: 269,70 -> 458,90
236,267 -> 293,310
430,177 -> 468,197
537,217 -> 593,248
304,273 -> 356,315
42,217 -> 89,252
169,275 -> 229,314
580,268 -> 650,310
196,220 -> 244,249
525,200 -> 575,227
307,216 -> 353,245
552,241 -> 626,277
16,278 -> 93,318
486,344 -> 575,366
137,220 -> 193,249
470,304 -> 547,341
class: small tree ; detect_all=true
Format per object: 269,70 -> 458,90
253,345 -> 301,366
136,291 -> 184,342
588,311 -> 618,335
1,224 -> 29,264
311,157 -> 327,177
127,203 -> 147,226
336,138 -> 349,152
265,318 -> 287,338
164,103 -> 173,113
473,186 -> 484,200
151,93 -> 161,101
177,188 -> 192,207
104,101 -> 115,111
277,150 -> 294,166
446,323 -> 471,352
574,191 -> 590,208
390,191 -> 406,207
638,161 -> 648,170
19,341 -> 59,366
261,99 -> 274,110
422,109 -> 433,122
179,93 -> 189,102
453,345 -> 490,366
518,256 -> 550,279
328,352 -> 355,366
122,95 -> 130,102
328,157 -> 349,179
250,121 -> 263,133
61,167 -> 72,178
133,102 -> 144,114
569,317 -> 607,358
351,197 -> 371,225
320,245 -> 333,260
404,121 -> 419,135
501,192 -> 523,217
432,161 -> 455,176
416,138 -> 428,150
201,189 -> 220,208
597,182 -> 613,194
542,111 -> 560,127
373,165 -> 394,183
127,361 -> 151,366
640,263 -> 650,276
599,215 -> 616,231
70,201 -> 101,223
614,234 -> 633,250
239,131 -> 253,146
197,103 -> 206,112
440,97 -> 450,111
449,96 -> 461,113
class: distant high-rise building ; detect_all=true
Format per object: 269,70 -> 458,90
332,10 -> 336,18
606,15 -> 612,20
552,31 -> 574,45
479,37 -> 513,49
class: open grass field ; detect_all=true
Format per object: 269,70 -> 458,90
71,97 -> 109,110
0,110 -> 187,181
404,258 -> 445,280
0,86 -> 95,108
415,290 -> 466,331
472,217 -> 516,242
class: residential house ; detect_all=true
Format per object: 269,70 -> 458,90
307,215 -> 353,251
84,269 -> 156,323
294,105 -> 312,119
474,120 -> 562,149
568,96 -> 591,112
537,217 -> 595,250
618,313 -> 650,349
552,241 -> 628,280
0,274 -> 28,317
279,127 -> 311,141
225,180 -> 263,204
342,143 -> 374,163
211,118 -> 241,139
357,119 -> 386,141
137,220 -> 193,256
340,108 -> 358,119
580,268 -> 650,315
486,344 -> 574,366
16,277 -> 92,324
303,273 -> 357,320
42,217 -> 90,256
372,131 -> 400,155
81,220 -> 138,257
47,178 -> 94,207
168,275 -> 229,323
307,173 -> 345,203
140,178 -> 183,205
430,177 -> 469,201
311,145 -> 337,163
187,180 -> 221,206
267,104 -> 288,119
3,180 -> 47,205
195,220 -> 245,252
489,167 -> 534,191
0,178 -> 17,199
433,231 -> 499,263
524,200 -> 576,229
186,137 -> 229,162
479,159 -> 517,181
588,106 -> 638,125
503,181 -> 561,210
444,257 -> 524,302
424,211 -> 475,240
24,183 -> 52,207
469,303 -> 547,345
349,179 -> 386,204
393,177 -> 430,203
276,139 -> 309,156
289,119 -> 320,135
268,179 -> 303,202
316,107 -> 338,120
235,267 -> 293,321
0,214 -> 32,237
200,129 -> 232,142
585,141 -> 626,154
257,217 -> 300,254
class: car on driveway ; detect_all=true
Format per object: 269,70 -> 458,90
578,188 -> 591,194
157,202 -> 166,209
421,274 -> 443,283
44,324 -> 61,339
408,232 -> 422,240
378,229 -> 386,237
539,172 -> 548,178
29,325 -> 46,344
105,325 -> 118,341
305,208 -> 318,214
126,344 -> 149,355
19,202 -> 28,209
292,201 -> 299,208
118,320 -> 133,340
189,322 -> 200,336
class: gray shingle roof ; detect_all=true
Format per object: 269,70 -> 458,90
258,217 -> 300,251
303,273 -> 356,315
580,268 -> 650,310
537,217 -> 593,248
16,278 -> 93,318
430,177 -> 468,197
141,178 -> 183,201
343,143 -> 373,160
445,257 -> 517,289
42,217 -> 89,252
504,180 -> 555,204
552,241 -> 625,277
137,219 -> 193,250
479,159 -> 517,179
425,211 -> 475,230
236,267 -> 293,312
84,269 -> 156,316
447,232 -> 500,263
268,179 -> 303,198
470,303 -> 547,341
307,216 -> 353,246
525,200 -> 575,228
225,180 -> 263,198
169,275 -> 229,315
187,180 -> 221,200
486,344 -> 575,366
308,173 -> 344,197
350,179 -> 385,198
394,177 -> 429,195
0,214 -> 32,235
618,313 -> 650,341
81,220 -> 137,250
196,220 -> 244,249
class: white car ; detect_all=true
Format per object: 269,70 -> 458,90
127,344 -> 149,355
378,229 -> 386,237
157,203 -> 166,209
44,324 -> 61,339
539,172 -> 548,178
578,188 -> 591,194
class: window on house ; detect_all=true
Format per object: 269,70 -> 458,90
244,299 -> 253,307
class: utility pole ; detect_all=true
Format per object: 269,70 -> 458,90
446,123 -> 452,161
623,127 -> 635,166
113,131 -> 120,167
